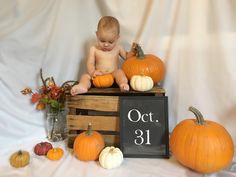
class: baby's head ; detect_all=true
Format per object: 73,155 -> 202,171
96,16 -> 120,51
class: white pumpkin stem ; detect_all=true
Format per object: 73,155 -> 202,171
109,147 -> 115,153
188,106 -> 205,125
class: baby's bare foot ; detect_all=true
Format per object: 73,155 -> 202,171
119,83 -> 129,92
70,84 -> 88,96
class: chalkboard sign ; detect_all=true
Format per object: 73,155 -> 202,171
119,96 -> 169,158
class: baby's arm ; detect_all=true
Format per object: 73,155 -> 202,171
119,45 -> 136,60
87,46 -> 103,78
119,45 -> 127,60
87,46 -> 96,76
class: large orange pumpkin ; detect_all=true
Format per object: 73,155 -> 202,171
73,123 -> 105,161
170,106 -> 234,174
122,44 -> 165,84
92,74 -> 114,88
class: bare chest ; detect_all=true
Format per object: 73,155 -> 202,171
95,49 -> 120,62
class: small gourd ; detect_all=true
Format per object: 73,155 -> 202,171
130,75 -> 154,91
99,146 -> 123,169
46,147 -> 64,160
34,142 -> 53,156
9,150 -> 30,168
92,74 -> 114,88
73,123 -> 105,161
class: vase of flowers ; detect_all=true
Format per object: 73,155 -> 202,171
21,69 -> 77,142
45,105 -> 68,141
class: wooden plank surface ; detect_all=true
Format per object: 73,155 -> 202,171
66,95 -> 119,111
66,86 -> 165,96
83,87 -> 165,94
67,115 -> 120,131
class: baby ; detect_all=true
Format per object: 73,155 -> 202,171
71,16 -> 134,96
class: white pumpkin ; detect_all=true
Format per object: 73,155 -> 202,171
130,75 -> 154,91
99,146 -> 123,169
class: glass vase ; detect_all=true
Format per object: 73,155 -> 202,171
45,107 -> 68,142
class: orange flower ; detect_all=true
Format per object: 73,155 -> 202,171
31,93 -> 41,103
47,79 -> 55,87
36,102 -> 46,110
50,86 -> 63,100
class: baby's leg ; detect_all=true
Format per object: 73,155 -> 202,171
113,69 -> 129,92
70,74 -> 91,95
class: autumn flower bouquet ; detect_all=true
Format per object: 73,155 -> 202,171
21,69 -> 77,112
21,69 -> 77,141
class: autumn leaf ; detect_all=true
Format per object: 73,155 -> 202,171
49,100 -> 60,110
21,88 -> 32,95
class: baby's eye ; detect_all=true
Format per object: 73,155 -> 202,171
109,41 -> 114,44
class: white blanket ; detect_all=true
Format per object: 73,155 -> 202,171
0,0 -> 235,176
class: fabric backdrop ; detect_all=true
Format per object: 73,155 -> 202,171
0,0 -> 236,177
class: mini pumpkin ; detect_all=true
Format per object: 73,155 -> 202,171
34,142 -> 53,156
73,123 -> 105,161
92,74 -> 114,88
170,106 -> 234,174
122,43 -> 165,84
46,148 -> 64,160
130,75 -> 154,91
99,146 -> 123,169
9,150 -> 30,168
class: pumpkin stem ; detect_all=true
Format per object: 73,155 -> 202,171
86,123 -> 93,136
109,147 -> 115,153
188,106 -> 205,125
18,150 -> 23,155
136,44 -> 145,59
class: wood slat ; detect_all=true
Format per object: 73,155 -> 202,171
66,95 -> 119,112
67,115 -> 120,131
80,87 -> 165,94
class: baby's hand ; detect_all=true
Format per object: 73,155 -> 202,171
127,43 -> 138,58
92,70 -> 103,78
127,51 -> 136,58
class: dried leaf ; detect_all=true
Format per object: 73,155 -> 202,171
21,88 -> 32,95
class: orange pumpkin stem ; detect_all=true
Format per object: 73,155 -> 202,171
188,106 -> 205,125
136,44 -> 145,59
85,123 -> 93,136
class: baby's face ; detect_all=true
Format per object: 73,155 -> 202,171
96,29 -> 119,51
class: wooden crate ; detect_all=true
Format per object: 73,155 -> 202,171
66,87 -> 165,148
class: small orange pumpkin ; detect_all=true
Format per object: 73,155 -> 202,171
46,148 -> 64,160
122,43 -> 165,84
92,74 -> 114,88
73,123 -> 105,161
170,106 -> 234,173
